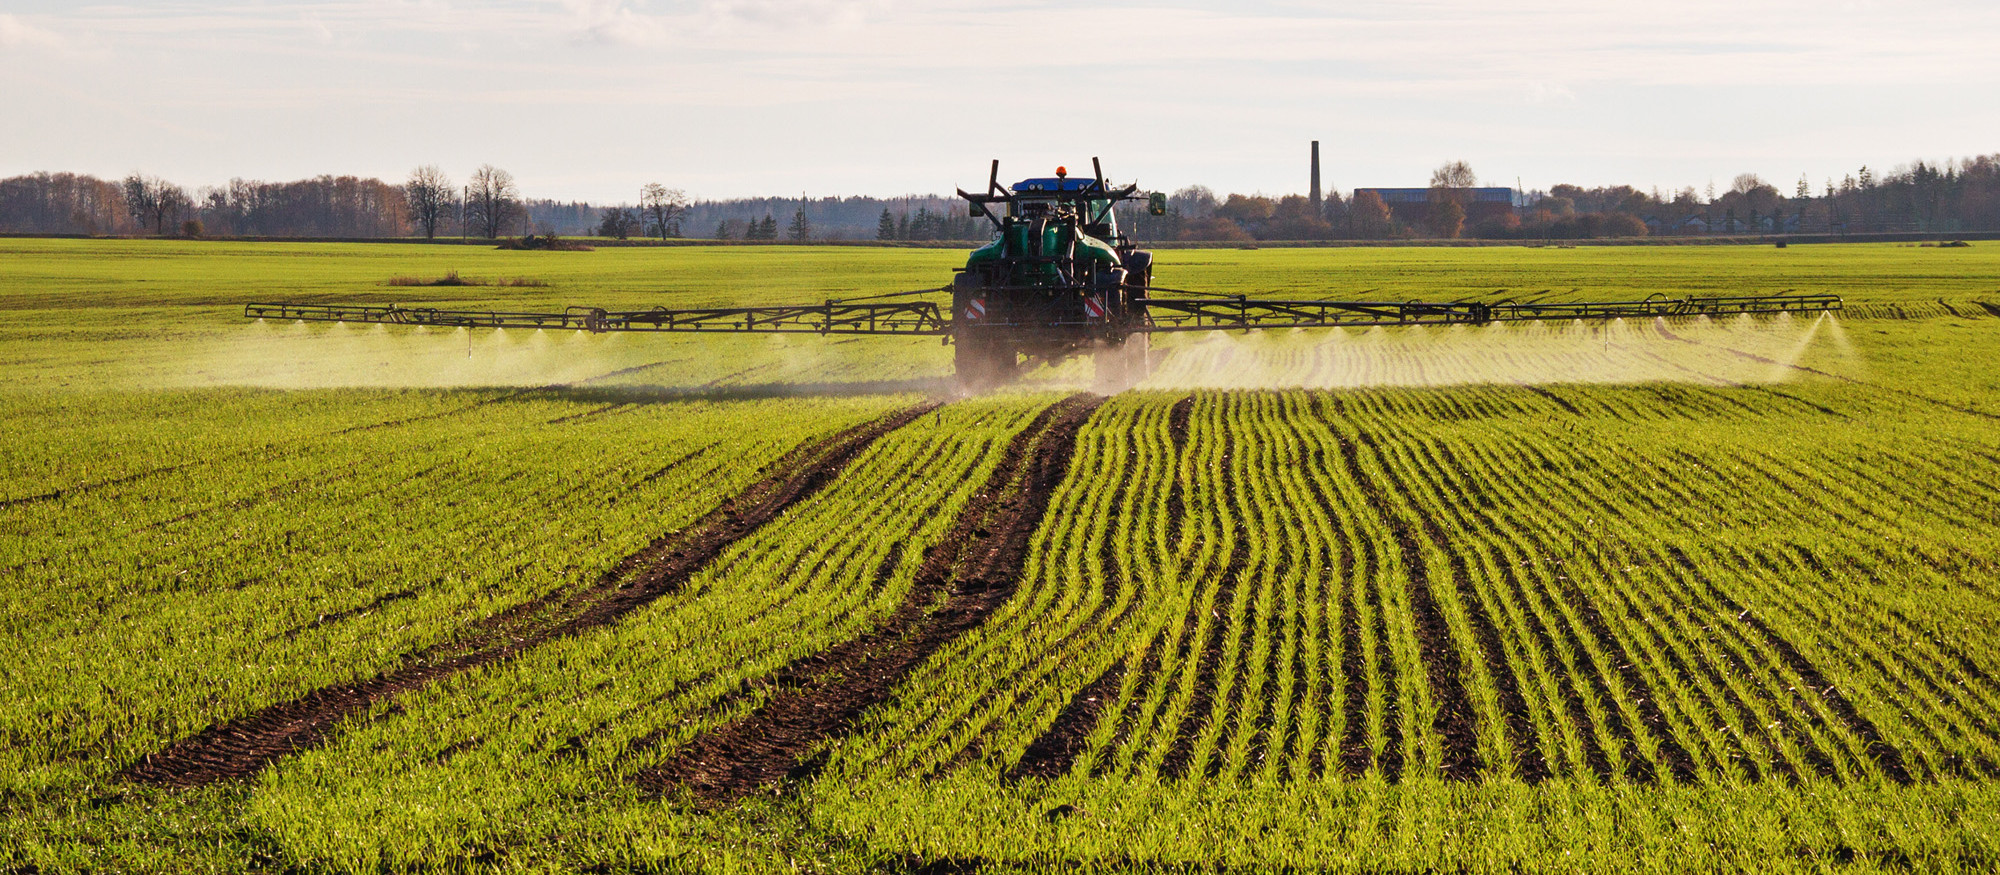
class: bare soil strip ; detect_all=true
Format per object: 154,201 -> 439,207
1006,661 -> 1127,782
1337,426 -> 1484,782
1357,427 -> 1549,783
121,402 -> 938,788
637,394 -> 1104,804
1710,591 -> 1914,785
929,402 -> 1149,779
1010,397 -> 1190,782
1317,396 -> 1402,781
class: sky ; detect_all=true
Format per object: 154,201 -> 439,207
3,0 -> 1998,203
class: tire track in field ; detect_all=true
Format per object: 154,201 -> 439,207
121,401 -> 938,788
575,543 -> 913,763
955,405 -> 1156,780
1007,661 -> 1128,782
637,394 -> 1104,804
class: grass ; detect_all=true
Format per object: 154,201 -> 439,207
2,238 -> 1998,872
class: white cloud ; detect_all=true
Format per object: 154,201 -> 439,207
0,13 -> 65,50
1527,82 -> 1576,104
698,0 -> 892,30
4,0 -> 1998,199
300,11 -> 336,45
563,0 -> 671,46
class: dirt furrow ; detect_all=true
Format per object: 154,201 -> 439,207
1370,426 -> 1552,784
1006,661 -> 1128,782
636,394 -> 1103,804
925,406 -> 1150,778
1333,419 -> 1483,781
1709,590 -> 1914,785
1317,395 -> 1402,780
121,401 -> 938,788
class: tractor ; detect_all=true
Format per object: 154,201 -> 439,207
950,159 -> 1162,390
244,158 -> 1842,392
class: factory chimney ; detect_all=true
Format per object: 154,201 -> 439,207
1309,140 -> 1322,211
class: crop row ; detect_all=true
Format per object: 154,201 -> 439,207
811,381 -> 2000,864
0,387 -> 899,804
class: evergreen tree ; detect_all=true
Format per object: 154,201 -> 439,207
788,203 -> 811,241
877,208 -> 898,240
758,214 -> 778,240
714,219 -> 731,240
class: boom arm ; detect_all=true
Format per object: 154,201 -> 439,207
245,300 -> 950,335
246,292 -> 1837,336
1131,292 -> 1843,332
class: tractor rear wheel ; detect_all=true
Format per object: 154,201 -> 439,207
1093,332 -> 1151,393
954,333 -> 1017,393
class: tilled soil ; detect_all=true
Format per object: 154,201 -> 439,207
638,393 -> 1105,804
121,401 -> 939,788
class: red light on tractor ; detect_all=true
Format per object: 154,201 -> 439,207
1055,166 -> 1067,178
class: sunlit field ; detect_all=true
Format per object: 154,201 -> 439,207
3,238 -> 1998,872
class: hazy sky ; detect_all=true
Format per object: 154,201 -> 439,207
4,0 -> 1997,202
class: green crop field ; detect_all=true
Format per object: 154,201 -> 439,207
3,238 -> 1999,873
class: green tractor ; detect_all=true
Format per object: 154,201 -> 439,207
951,159 -> 1167,391
244,157 -> 1843,394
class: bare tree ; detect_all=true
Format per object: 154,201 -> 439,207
1169,184 -> 1219,219
639,183 -> 688,239
1429,160 -> 1477,203
405,165 -> 454,239
464,164 -> 520,239
121,174 -> 189,235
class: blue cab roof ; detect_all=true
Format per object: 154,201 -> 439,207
1011,177 -> 1097,193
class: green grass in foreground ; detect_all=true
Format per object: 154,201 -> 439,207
1,239 -> 1998,872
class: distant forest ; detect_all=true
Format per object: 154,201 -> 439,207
4,154 -> 1998,242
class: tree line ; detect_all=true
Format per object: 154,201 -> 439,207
5,153 -> 1998,241
1121,155 -> 2000,242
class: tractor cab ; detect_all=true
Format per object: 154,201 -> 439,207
1006,176 -> 1120,243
